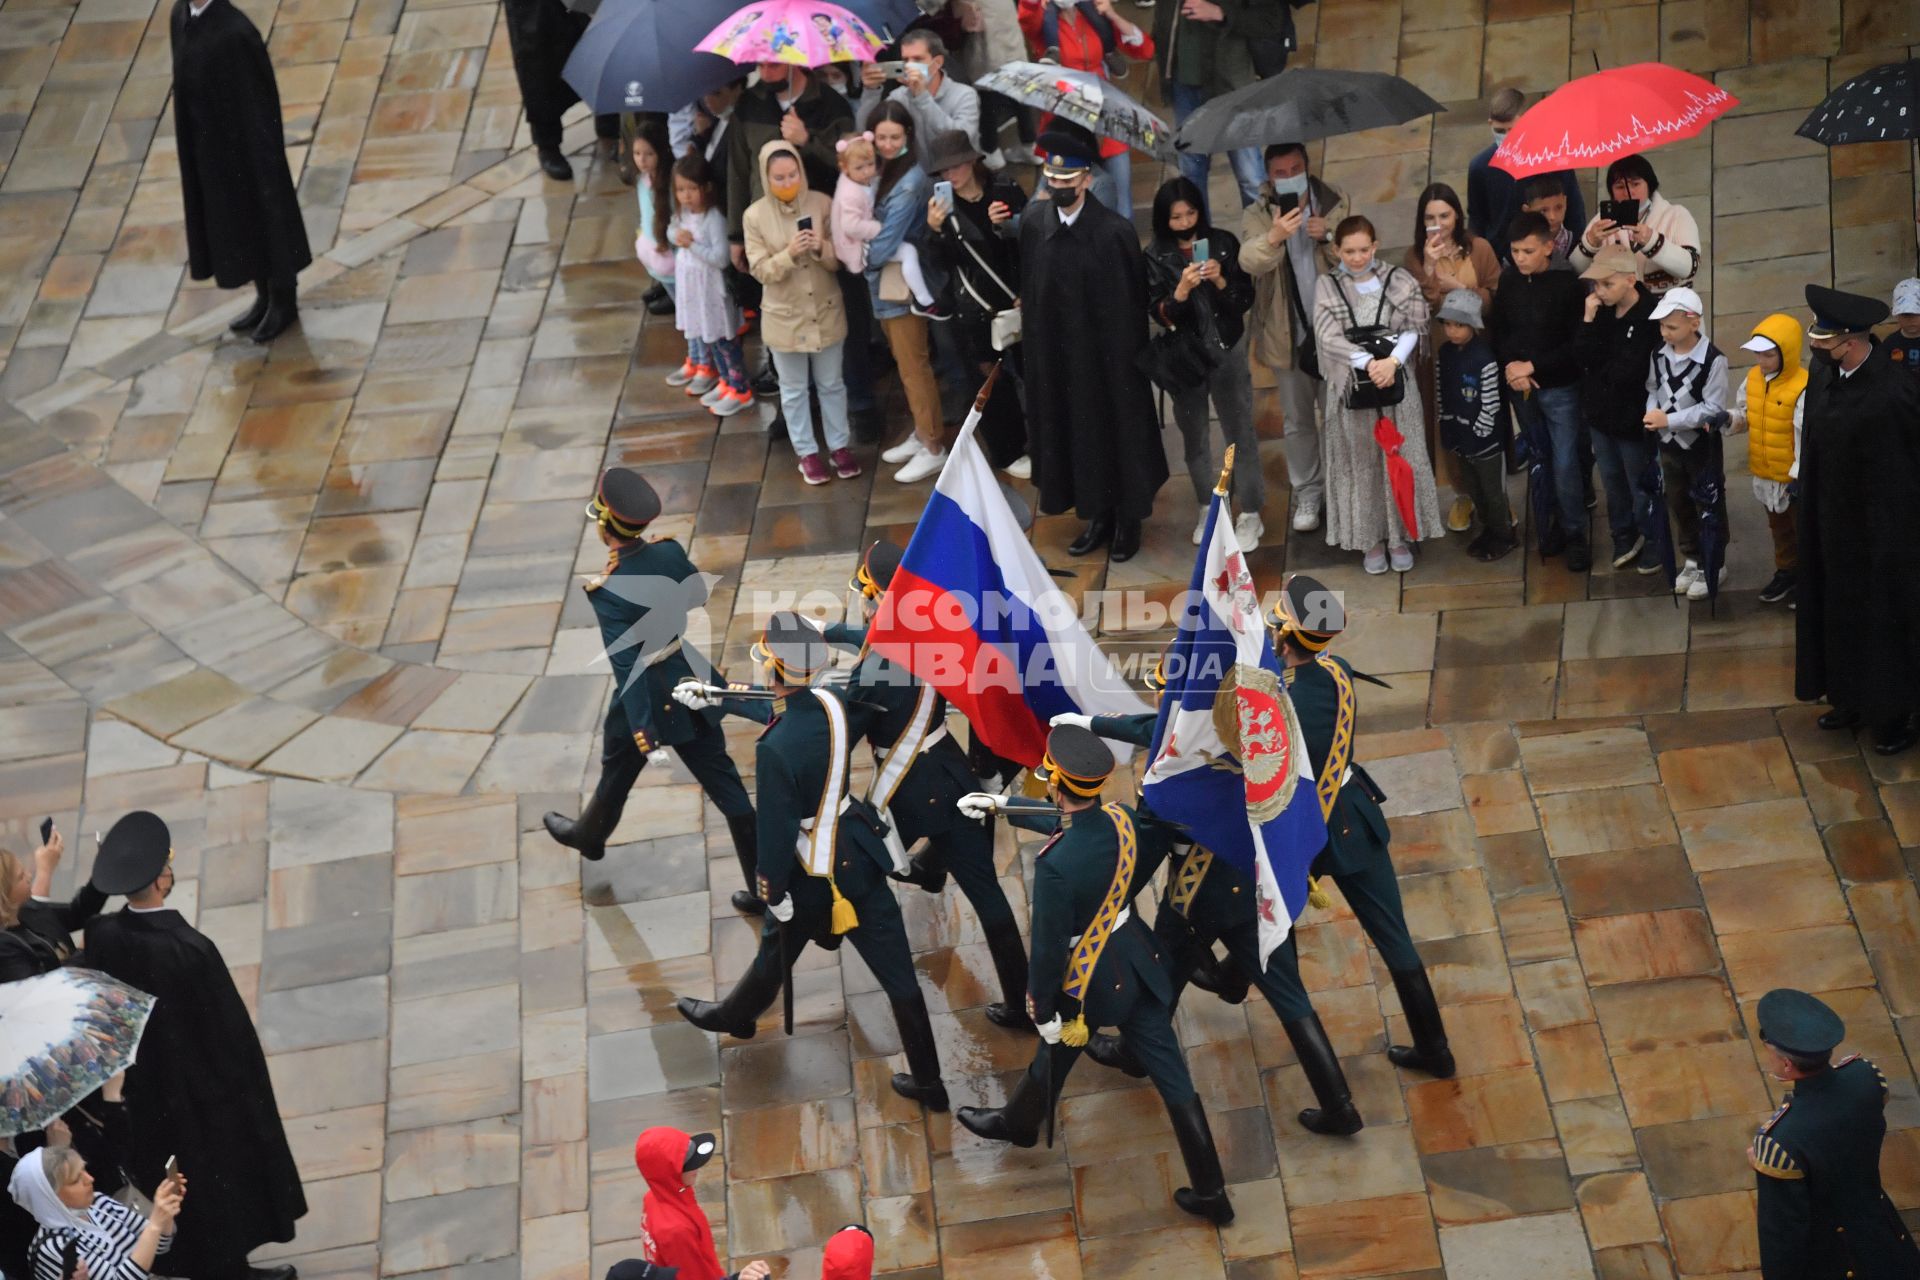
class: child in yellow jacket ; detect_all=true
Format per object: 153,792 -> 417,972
1728,312 -> 1807,608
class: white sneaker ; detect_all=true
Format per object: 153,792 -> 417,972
1192,513 -> 1208,545
1686,565 -> 1727,601
700,383 -> 729,408
881,435 -> 924,465
1389,542 -> 1414,573
1291,496 -> 1321,533
894,447 -> 946,483
1002,454 -> 1032,479
1234,512 -> 1266,552
685,371 -> 718,395
1673,559 -> 1702,596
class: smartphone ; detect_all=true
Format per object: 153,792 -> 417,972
1424,222 -> 1443,237
60,1238 -> 79,1280
876,59 -> 907,78
932,179 -> 954,208
164,1155 -> 179,1183
1599,199 -> 1639,227
796,215 -> 813,232
40,817 -> 53,844
1192,238 -> 1210,263
1275,191 -> 1301,215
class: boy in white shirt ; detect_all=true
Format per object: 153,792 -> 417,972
1643,287 -> 1731,600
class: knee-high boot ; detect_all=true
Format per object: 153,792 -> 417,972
724,812 -> 765,915
955,1052 -> 1053,1147
982,925 -> 1033,1031
1166,1096 -> 1234,1224
675,932 -> 786,1038
889,996 -> 949,1111
543,753 -> 642,861
1386,966 -> 1455,1079
1283,1014 -> 1363,1136
1187,947 -> 1252,1005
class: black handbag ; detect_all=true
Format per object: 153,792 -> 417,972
1281,262 -> 1320,381
1331,270 -> 1406,411
1138,257 -> 1223,393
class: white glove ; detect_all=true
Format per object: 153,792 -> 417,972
766,895 -> 795,923
1049,712 -> 1094,730
673,681 -> 718,710
956,792 -> 1006,819
645,748 -> 671,767
1035,1015 -> 1063,1044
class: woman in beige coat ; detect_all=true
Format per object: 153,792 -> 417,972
744,138 -> 855,485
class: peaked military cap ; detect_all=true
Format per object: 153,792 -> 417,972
1268,573 -> 1346,651
851,540 -> 904,598
1042,722 -> 1113,798
752,610 -> 835,683
92,810 -> 172,896
1804,284 -> 1889,340
1038,123 -> 1098,180
1757,988 -> 1845,1058
586,467 -> 661,538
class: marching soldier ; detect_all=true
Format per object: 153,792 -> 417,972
1050,641 -> 1365,1136
1271,574 -> 1454,1080
672,613 -> 949,1112
543,469 -> 763,916
824,540 -> 1033,1031
953,725 -> 1233,1225
1748,988 -> 1920,1279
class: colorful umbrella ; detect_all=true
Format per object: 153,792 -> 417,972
1797,58 -> 1918,145
1371,417 -> 1420,542
1,969 -> 153,1137
975,61 -> 1174,160
1490,63 -> 1737,177
696,0 -> 885,67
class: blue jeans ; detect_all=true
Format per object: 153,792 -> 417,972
1169,82 -> 1262,212
1101,149 -> 1131,219
770,342 -> 850,459
1514,384 -> 1585,539
1589,430 -> 1657,547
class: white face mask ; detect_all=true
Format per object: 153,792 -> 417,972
1491,126 -> 1509,146
1270,173 -> 1308,199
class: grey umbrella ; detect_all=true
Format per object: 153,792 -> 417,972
1174,67 -> 1444,156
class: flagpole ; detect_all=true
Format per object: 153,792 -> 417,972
1215,444 -> 1234,498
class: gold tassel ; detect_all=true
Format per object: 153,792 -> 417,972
830,884 -> 859,935
1308,876 -> 1331,910
1059,1014 -> 1089,1047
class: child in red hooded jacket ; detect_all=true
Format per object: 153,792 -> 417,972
634,1127 -> 769,1280
820,1226 -> 873,1280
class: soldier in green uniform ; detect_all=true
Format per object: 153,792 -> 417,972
542,469 -> 763,915
672,612 -> 949,1112
824,540 -> 1032,1031
1748,988 -> 1920,1279
952,724 -> 1233,1225
1270,574 -> 1454,1080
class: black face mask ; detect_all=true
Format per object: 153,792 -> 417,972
1812,344 -> 1842,368
1047,180 -> 1084,206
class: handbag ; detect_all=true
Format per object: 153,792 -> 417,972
990,308 -> 1022,351
1281,260 -> 1320,381
952,226 -> 1022,350
1137,252 -> 1225,393
1331,269 -> 1406,411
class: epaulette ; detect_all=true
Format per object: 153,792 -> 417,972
1750,1133 -> 1804,1180
1759,1099 -> 1789,1133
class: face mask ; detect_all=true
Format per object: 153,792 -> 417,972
1336,259 -> 1370,277
1270,174 -> 1308,199
1047,180 -> 1084,206
1812,344 -> 1841,368
1491,126 -> 1509,145
905,59 -> 933,81
822,76 -> 849,99
769,177 -> 802,201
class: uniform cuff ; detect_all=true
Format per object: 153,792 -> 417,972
633,730 -> 655,753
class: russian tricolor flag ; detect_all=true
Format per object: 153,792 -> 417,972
867,421 -> 1150,767
1142,481 -> 1326,968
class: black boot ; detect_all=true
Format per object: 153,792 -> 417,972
229,282 -> 269,332
542,755 -> 641,861
1109,518 -> 1143,563
643,281 -> 667,305
889,996 -> 950,1111
1818,706 -> 1860,731
724,812 -> 765,915
250,280 -> 298,344
676,940 -> 786,1039
894,845 -> 948,894
537,145 -> 573,181
955,1057 -> 1051,1147
1166,1096 -> 1234,1224
1187,949 -> 1250,1006
1873,715 -> 1919,757
1386,967 -> 1455,1078
1067,516 -> 1113,557
1283,1014 -> 1363,1136
982,925 -> 1033,1032
1084,1030 -> 1146,1078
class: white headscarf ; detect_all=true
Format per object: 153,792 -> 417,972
8,1146 -> 96,1236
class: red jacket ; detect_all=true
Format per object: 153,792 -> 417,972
635,1128 -> 725,1280
820,1227 -> 874,1280
1016,0 -> 1154,159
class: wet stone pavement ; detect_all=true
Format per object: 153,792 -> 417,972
1,0 -> 1918,1275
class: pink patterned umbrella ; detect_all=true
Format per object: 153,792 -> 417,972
696,0 -> 885,67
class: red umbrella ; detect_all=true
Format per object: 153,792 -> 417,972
1491,63 -> 1737,177
1372,417 -> 1419,541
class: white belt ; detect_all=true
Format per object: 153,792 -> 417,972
797,795 -> 854,831
875,724 -> 948,763
1069,905 -> 1130,947
640,638 -> 683,669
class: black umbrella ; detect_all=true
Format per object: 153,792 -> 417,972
1637,446 -> 1679,603
1512,400 -> 1557,562
1174,67 -> 1444,157
1797,58 -> 1918,145
1687,428 -> 1729,614
563,0 -> 745,115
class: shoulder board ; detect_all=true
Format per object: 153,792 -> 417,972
1759,1099 -> 1789,1134
1749,1133 -> 1804,1181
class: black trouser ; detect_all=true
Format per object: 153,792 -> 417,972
954,315 -> 1027,467
1327,854 -> 1422,972
1455,447 -> 1513,536
1154,905 -> 1315,1023
740,879 -> 923,1006
502,0 -> 619,149
923,814 -> 1017,935
600,711 -> 753,820
1659,435 -> 1725,561
838,268 -> 877,414
1024,988 -> 1196,1107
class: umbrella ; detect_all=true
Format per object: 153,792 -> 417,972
1,969 -> 154,1137
1636,446 -> 1679,601
1687,428 -> 1729,613
1512,402 -> 1557,561
1371,417 -> 1420,540
1491,62 -> 1737,177
1173,67 -> 1444,157
697,0 -> 886,68
975,62 -> 1174,160
1797,58 -> 1918,145
563,0 -> 749,115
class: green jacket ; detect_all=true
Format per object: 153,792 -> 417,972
1026,802 -> 1174,1027
590,538 -> 720,753
1153,0 -> 1294,99
825,623 -> 979,842
1286,655 -> 1392,879
1752,1056 -> 1920,1280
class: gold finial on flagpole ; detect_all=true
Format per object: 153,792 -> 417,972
1215,444 -> 1235,497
